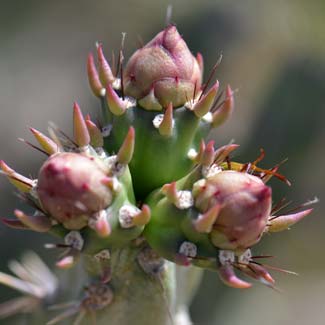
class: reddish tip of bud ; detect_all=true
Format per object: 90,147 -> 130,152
13,209 -> 51,233
87,53 -> 103,97
193,81 -> 219,118
73,102 -> 90,147
268,208 -> 313,233
85,119 -> 104,148
218,264 -> 252,289
158,103 -> 174,137
212,84 -> 234,128
106,84 -> 127,116
201,140 -> 215,167
117,127 -> 135,164
132,204 -> 151,226
30,128 -> 58,155
194,204 -> 221,233
97,43 -> 115,86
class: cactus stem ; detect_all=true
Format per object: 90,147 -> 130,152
132,204 -> 151,226
117,127 -> 135,164
193,204 -> 221,233
13,209 -> 52,233
218,264 -> 252,289
158,103 -> 174,137
0,161 -> 35,193
211,85 -> 234,128
87,53 -> 104,97
267,208 -> 313,232
97,43 -> 115,87
85,118 -> 104,148
30,128 -> 59,155
106,84 -> 127,116
73,102 -> 90,147
192,81 -> 219,118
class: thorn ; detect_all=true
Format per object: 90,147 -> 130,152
13,210 -> 52,233
73,103 -> 90,147
193,81 -> 219,118
132,204 -> 151,226
30,128 -> 59,155
117,127 -> 135,164
97,43 -> 115,86
0,161 -> 34,193
18,138 -> 49,156
101,176 -> 121,192
214,144 -> 239,164
201,140 -> 215,166
267,208 -> 313,232
87,53 -> 103,97
212,85 -> 234,128
218,264 -> 252,289
199,54 -> 222,100
106,84 -> 127,115
1,218 -> 30,230
158,103 -> 174,137
161,182 -> 178,205
85,118 -> 104,148
193,204 -> 221,233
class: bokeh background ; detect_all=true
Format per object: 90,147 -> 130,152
0,0 -> 324,324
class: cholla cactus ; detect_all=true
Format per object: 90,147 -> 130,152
0,25 -> 314,324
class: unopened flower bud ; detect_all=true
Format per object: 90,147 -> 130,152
37,152 -> 112,229
193,171 -> 272,251
124,25 -> 202,110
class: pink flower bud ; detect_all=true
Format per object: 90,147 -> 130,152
193,171 -> 272,251
124,26 -> 202,109
37,153 -> 112,229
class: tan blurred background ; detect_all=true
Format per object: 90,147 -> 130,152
0,0 -> 324,324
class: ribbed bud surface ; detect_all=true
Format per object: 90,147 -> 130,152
37,152 -> 112,229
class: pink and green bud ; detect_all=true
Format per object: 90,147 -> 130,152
37,152 -> 113,230
124,25 -> 202,110
193,171 -> 272,251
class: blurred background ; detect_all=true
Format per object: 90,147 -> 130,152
0,0 -> 324,324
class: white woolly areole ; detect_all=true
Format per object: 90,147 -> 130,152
202,112 -> 213,123
94,249 -> 111,261
219,250 -> 235,265
176,190 -> 194,209
106,155 -> 126,176
187,148 -> 198,160
152,114 -> 164,128
102,124 -> 112,137
64,231 -> 84,251
152,114 -> 175,129
99,88 -> 106,97
179,241 -> 197,258
202,164 -> 222,178
237,249 -> 252,265
118,204 -> 141,228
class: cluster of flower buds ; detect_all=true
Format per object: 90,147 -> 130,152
87,25 -> 233,197
0,24 -> 315,324
144,142 -> 313,288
